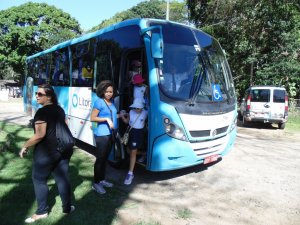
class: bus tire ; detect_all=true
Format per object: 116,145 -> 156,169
109,133 -> 127,169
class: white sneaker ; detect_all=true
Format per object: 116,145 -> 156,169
99,180 -> 113,188
124,173 -> 134,185
92,183 -> 106,194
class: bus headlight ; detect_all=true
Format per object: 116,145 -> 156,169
163,117 -> 187,141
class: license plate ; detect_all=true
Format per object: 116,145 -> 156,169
255,113 -> 264,117
203,154 -> 219,164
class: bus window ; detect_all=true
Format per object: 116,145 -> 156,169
51,48 -> 70,86
71,41 -> 94,87
95,39 -> 121,87
27,59 -> 38,84
36,55 -> 51,85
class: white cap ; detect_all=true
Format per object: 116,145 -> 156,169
130,98 -> 145,109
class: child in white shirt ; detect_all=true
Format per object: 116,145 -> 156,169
120,98 -> 148,185
132,73 -> 148,108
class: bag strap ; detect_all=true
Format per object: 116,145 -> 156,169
125,111 -> 142,134
103,98 -> 114,132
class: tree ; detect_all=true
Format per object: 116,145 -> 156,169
0,2 -> 82,82
187,0 -> 300,98
89,0 -> 188,32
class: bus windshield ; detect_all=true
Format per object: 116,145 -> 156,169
158,25 -> 235,103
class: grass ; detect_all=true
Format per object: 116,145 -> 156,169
177,208 -> 192,220
134,222 -> 162,225
0,121 -> 138,225
286,110 -> 300,132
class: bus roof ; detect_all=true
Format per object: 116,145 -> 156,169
27,18 -> 195,60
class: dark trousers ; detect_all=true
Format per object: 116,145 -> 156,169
94,135 -> 112,183
32,153 -> 72,215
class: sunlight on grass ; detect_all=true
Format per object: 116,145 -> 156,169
286,110 -> 300,132
0,122 -> 136,225
177,207 -> 192,219
134,221 -> 162,225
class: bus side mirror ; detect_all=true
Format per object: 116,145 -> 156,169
141,26 -> 164,59
151,32 -> 163,59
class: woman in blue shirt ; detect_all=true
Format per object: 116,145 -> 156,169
90,80 -> 118,194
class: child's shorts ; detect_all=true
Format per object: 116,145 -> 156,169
128,128 -> 145,150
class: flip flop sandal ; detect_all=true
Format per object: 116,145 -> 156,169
25,213 -> 48,223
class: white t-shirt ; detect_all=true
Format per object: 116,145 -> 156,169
133,85 -> 147,101
129,109 -> 148,129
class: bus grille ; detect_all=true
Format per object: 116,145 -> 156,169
189,126 -> 229,138
189,134 -> 229,159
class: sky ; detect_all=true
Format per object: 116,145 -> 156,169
0,0 -> 148,30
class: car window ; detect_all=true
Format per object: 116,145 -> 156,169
273,90 -> 285,103
251,89 -> 270,102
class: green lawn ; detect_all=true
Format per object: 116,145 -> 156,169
0,121 -> 134,225
286,110 -> 300,132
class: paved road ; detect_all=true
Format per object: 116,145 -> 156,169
0,98 -> 32,126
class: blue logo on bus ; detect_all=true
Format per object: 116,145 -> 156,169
212,84 -> 223,101
72,94 -> 78,107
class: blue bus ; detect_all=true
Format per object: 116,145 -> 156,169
24,18 -> 237,171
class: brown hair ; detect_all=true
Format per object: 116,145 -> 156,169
96,80 -> 116,98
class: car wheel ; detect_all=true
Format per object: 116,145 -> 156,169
238,111 -> 243,121
242,116 -> 249,127
278,122 -> 285,130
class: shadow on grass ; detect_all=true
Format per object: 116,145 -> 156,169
0,121 -> 215,225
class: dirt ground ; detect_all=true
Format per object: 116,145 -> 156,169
113,122 -> 300,225
1,99 -> 300,225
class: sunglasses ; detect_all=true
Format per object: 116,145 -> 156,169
35,92 -> 47,97
133,108 -> 142,110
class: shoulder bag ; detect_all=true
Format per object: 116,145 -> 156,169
121,112 -> 141,145
56,120 -> 75,154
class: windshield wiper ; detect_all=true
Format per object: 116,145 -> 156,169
188,54 -> 205,106
188,68 -> 205,105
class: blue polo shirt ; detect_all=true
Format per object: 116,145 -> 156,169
92,98 -> 118,137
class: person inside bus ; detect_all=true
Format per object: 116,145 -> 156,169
132,73 -> 148,109
81,63 -> 93,85
120,98 -> 148,185
124,59 -> 142,97
19,84 -> 75,223
90,80 -> 118,194
161,64 -> 179,93
128,59 -> 142,82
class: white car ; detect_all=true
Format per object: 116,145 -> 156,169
239,86 -> 288,129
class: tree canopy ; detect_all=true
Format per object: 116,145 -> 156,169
1,0 -> 298,99
187,0 -> 300,98
89,0 -> 188,32
0,2 -> 82,81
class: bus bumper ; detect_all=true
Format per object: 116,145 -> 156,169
148,129 -> 236,172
